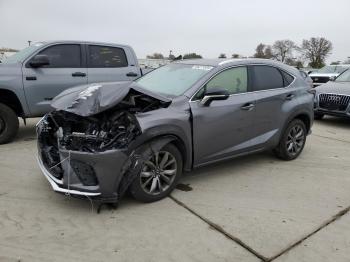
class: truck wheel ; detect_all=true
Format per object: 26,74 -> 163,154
0,103 -> 19,144
130,143 -> 183,203
274,119 -> 307,161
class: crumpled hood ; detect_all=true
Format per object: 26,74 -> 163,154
316,81 -> 350,95
51,81 -> 171,117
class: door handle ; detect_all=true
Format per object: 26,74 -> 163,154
126,72 -> 138,77
72,72 -> 86,77
26,76 -> 37,81
241,103 -> 255,111
285,94 -> 295,100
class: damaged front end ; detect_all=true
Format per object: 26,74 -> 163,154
37,82 -> 171,202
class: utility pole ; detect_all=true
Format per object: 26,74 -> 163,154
28,41 -> 32,46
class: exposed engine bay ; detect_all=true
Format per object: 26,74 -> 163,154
39,89 -> 170,153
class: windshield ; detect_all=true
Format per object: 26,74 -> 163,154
1,43 -> 44,64
317,65 -> 349,74
335,69 -> 350,82
136,63 -> 213,96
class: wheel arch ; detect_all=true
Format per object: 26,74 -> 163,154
0,88 -> 24,116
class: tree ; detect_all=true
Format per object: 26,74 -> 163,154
146,53 -> 164,59
330,61 -> 341,65
231,54 -> 240,58
218,53 -> 226,58
300,37 -> 333,68
254,43 -> 273,59
183,53 -> 202,59
272,40 -> 296,63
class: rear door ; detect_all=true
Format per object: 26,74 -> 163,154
86,45 -> 140,83
250,65 -> 297,148
190,66 -> 257,166
22,44 -> 87,116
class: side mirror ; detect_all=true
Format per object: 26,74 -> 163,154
29,54 -> 50,68
329,76 -> 336,82
200,87 -> 230,106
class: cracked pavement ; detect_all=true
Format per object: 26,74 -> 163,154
0,117 -> 349,261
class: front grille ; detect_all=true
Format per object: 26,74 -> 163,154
311,76 -> 330,84
41,146 -> 63,179
319,94 -> 350,111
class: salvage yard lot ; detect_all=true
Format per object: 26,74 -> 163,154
0,117 -> 349,262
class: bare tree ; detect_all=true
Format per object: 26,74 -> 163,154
183,53 -> 202,59
300,37 -> 333,68
272,40 -> 296,63
254,43 -> 273,59
218,53 -> 226,58
146,53 -> 164,59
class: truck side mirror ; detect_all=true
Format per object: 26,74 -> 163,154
29,55 -> 50,68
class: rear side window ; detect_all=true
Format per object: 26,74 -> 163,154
281,70 -> 294,86
88,45 -> 128,68
39,44 -> 81,68
251,65 -> 284,91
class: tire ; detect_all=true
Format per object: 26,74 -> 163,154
130,143 -> 183,203
314,113 -> 324,120
274,119 -> 307,161
0,103 -> 19,144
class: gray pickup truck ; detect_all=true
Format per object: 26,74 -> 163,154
0,41 -> 142,144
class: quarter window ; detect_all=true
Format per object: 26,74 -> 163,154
252,66 -> 284,91
38,44 -> 81,68
203,67 -> 248,96
88,45 -> 128,68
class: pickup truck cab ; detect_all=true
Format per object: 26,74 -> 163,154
0,41 -> 141,144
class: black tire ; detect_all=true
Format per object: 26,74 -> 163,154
130,143 -> 183,203
0,103 -> 19,144
274,119 -> 307,161
314,113 -> 324,120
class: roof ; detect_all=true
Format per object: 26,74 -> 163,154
35,40 -> 132,49
175,58 -> 288,67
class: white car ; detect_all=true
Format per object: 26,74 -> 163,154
309,65 -> 350,87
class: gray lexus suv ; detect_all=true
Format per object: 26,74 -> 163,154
37,59 -> 314,204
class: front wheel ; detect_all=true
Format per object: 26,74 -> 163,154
274,119 -> 307,161
129,143 -> 183,202
0,103 -> 19,144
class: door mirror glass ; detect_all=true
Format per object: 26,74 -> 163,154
29,55 -> 50,68
200,87 -> 229,106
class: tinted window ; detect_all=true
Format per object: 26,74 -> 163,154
39,44 -> 81,68
281,70 -> 294,86
88,45 -> 128,68
252,66 -> 284,91
206,67 -> 247,94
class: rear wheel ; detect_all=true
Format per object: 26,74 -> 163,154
314,112 -> 324,120
0,103 -> 19,144
130,143 -> 183,203
274,119 -> 307,161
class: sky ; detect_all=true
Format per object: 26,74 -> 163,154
0,0 -> 349,63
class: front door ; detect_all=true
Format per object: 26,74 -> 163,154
22,44 -> 87,116
190,66 -> 257,166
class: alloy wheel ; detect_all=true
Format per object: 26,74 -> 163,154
140,151 -> 177,195
286,124 -> 305,156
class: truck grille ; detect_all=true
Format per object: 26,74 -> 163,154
311,76 -> 330,84
319,94 -> 350,111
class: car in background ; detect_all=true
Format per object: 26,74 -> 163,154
37,58 -> 314,204
309,65 -> 350,87
314,69 -> 350,119
0,41 -> 142,144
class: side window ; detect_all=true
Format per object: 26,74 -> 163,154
202,67 -> 248,97
252,65 -> 284,91
281,70 -> 294,86
39,44 -> 81,68
88,45 -> 128,68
